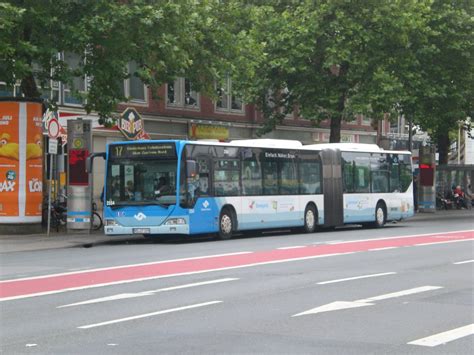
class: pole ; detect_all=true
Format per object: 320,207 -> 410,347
408,115 -> 413,152
46,153 -> 53,237
458,123 -> 461,164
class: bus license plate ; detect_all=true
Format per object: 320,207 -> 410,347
133,228 -> 150,234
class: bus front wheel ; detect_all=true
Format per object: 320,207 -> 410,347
218,208 -> 233,240
303,205 -> 317,233
373,203 -> 386,228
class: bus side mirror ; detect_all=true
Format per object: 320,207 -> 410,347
186,160 -> 199,178
86,152 -> 106,173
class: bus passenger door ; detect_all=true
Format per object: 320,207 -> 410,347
322,149 -> 343,227
187,156 -> 217,234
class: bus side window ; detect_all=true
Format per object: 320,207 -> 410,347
196,158 -> 209,195
262,160 -> 278,195
299,153 -> 322,195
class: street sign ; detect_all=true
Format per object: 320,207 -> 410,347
48,138 -> 58,154
47,118 -> 60,138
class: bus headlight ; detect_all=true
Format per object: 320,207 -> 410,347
164,218 -> 187,225
105,219 -> 119,226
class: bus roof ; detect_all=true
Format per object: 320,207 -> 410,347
110,139 -> 410,155
303,143 -> 410,155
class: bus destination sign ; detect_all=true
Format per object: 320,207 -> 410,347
110,143 -> 176,159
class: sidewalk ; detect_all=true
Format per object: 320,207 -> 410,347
0,209 -> 472,253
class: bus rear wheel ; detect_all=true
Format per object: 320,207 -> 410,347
373,203 -> 386,228
303,205 -> 317,233
218,208 -> 233,240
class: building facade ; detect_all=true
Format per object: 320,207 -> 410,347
1,74 -> 389,204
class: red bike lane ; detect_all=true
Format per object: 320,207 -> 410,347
1,230 -> 473,301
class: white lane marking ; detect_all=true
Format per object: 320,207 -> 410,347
277,246 -> 306,250
293,286 -> 442,317
317,272 -> 396,285
408,324 -> 474,347
326,240 -> 344,244
357,286 -> 442,302
414,239 -> 473,247
58,278 -> 238,308
328,229 -> 474,245
78,301 -> 222,329
453,259 -> 474,265
369,247 -> 398,251
0,252 -> 253,283
1,252 -> 355,302
292,301 -> 373,316
25,344 -> 37,347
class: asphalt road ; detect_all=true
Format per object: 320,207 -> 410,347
1,211 -> 473,354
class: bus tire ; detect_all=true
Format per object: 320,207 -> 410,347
218,208 -> 234,240
373,202 -> 386,228
303,205 -> 317,233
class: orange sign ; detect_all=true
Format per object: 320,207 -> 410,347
0,102 -> 20,217
0,100 -> 43,222
25,102 -> 43,217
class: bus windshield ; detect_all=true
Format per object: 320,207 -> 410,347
105,143 -> 178,207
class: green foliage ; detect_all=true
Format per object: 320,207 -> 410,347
0,0 -> 238,122
233,0 -> 473,144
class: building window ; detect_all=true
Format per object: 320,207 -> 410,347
362,115 -> 372,126
32,62 -> 60,103
216,77 -> 243,113
0,82 -> 15,97
167,78 -> 198,109
63,52 -> 86,105
122,61 -> 147,103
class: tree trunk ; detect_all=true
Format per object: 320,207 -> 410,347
329,92 -> 346,143
20,74 -> 41,99
437,131 -> 450,165
329,116 -> 341,143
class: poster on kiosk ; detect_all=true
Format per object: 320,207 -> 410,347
0,99 -> 43,230
67,119 -> 92,230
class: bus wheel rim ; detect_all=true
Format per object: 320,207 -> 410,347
306,210 -> 315,229
221,215 -> 232,234
376,207 -> 384,225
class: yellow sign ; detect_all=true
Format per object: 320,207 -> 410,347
73,138 -> 84,149
189,123 -> 229,141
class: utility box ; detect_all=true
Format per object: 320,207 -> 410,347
67,119 -> 92,230
418,146 -> 436,213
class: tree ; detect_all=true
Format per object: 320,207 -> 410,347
411,0 -> 473,164
0,0 -> 239,123
234,0 -> 429,142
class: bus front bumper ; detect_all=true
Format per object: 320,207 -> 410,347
104,224 -> 189,235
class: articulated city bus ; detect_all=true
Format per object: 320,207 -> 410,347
102,139 -> 414,239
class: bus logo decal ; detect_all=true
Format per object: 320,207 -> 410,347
134,212 -> 147,221
203,200 -> 210,209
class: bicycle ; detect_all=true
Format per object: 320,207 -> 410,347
42,198 -> 67,232
91,201 -> 103,231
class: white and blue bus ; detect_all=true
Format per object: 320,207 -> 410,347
102,139 -> 414,239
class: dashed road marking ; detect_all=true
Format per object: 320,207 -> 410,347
78,301 -> 222,329
453,259 -> 474,265
317,272 -> 396,285
369,247 -> 398,251
408,324 -> 474,347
